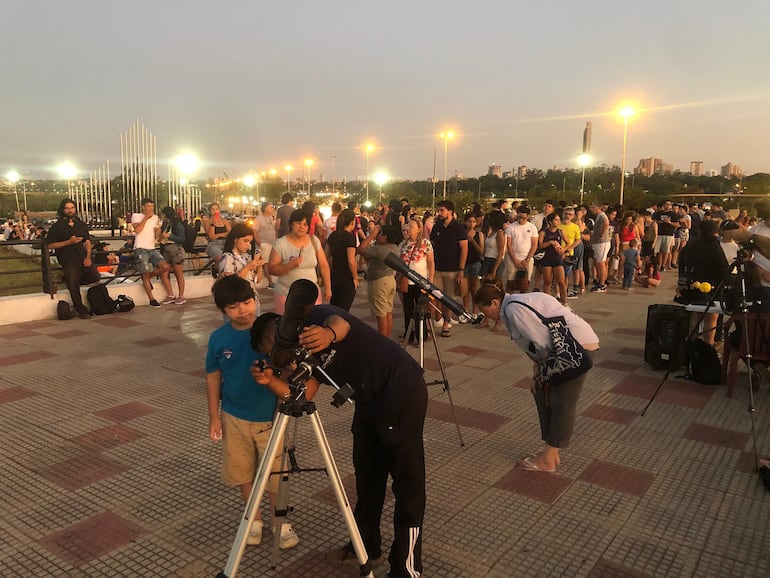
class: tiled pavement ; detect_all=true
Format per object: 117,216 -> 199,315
0,275 -> 769,577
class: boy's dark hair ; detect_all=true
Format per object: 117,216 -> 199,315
212,275 -> 255,310
629,238 -> 638,247
161,206 -> 176,220
281,192 -> 294,204
380,224 -> 403,245
251,312 -> 281,351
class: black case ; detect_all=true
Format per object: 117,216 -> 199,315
644,304 -> 689,370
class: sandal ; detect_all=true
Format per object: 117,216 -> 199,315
441,328 -> 451,338
517,456 -> 557,473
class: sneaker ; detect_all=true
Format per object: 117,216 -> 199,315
277,522 -> 299,550
325,543 -> 382,566
78,311 -> 92,319
458,316 -> 469,324
162,295 -> 177,305
247,520 -> 263,546
174,297 -> 187,305
149,299 -> 161,307
596,284 -> 607,293
567,291 -> 579,300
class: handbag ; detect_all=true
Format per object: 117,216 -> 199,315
512,301 -> 593,387
533,250 -> 546,264
396,241 -> 419,293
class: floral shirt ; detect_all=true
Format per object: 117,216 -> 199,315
398,238 -> 433,284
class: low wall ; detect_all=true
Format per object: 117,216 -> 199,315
0,274 -> 216,325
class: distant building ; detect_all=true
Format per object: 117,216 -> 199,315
488,164 -> 502,177
635,157 -> 673,177
720,162 -> 742,178
517,165 -> 527,179
689,161 -> 703,176
502,171 -> 513,179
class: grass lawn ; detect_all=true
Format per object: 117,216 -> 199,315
0,247 -> 59,296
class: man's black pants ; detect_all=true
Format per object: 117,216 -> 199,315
351,382 -> 427,577
60,259 -> 100,313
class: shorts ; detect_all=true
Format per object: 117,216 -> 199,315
641,240 -> 654,258
504,254 -> 534,281
654,235 -> 674,254
368,275 -> 396,317
133,248 -> 166,274
161,243 -> 185,266
221,411 -> 280,493
678,229 -> 689,243
592,242 -> 611,263
464,261 -> 481,278
433,270 -> 461,303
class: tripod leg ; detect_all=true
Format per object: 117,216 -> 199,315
426,321 -> 465,447
218,412 -> 290,578
402,317 -> 415,351
270,418 -> 299,568
307,412 -> 375,578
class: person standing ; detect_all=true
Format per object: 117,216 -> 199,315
275,192 -> 295,238
159,206 -> 187,304
251,305 -> 427,577
358,223 -> 402,337
398,217 -> 435,345
325,208 -> 359,311
475,282 -> 599,472
504,206 -> 538,293
253,201 -> 277,287
652,200 -> 678,271
205,203 -> 231,274
45,198 -> 101,318
429,200 -> 468,337
558,207 -> 582,299
589,202 -> 611,293
130,198 -> 174,307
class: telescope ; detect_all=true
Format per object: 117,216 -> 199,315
384,252 -> 481,323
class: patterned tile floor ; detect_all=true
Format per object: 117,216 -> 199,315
0,274 -> 768,577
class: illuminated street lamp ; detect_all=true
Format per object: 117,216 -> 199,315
58,162 -> 78,196
6,170 -> 20,213
175,153 -> 200,220
373,171 -> 388,203
577,153 -> 592,204
617,106 -> 635,207
285,165 -> 292,193
242,174 -> 258,211
439,131 -> 455,199
364,143 -> 375,204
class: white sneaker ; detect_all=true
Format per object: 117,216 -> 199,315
277,522 -> 299,550
458,316 -> 469,324
247,520 -> 263,545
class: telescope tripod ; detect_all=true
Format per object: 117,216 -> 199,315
217,395 -> 375,578
403,292 -> 465,446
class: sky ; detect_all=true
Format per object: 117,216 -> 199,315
2,0 -> 770,182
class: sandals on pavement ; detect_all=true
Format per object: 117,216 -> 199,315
441,328 -> 451,337
517,456 -> 557,473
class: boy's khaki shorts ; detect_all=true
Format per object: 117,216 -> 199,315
221,411 -> 280,493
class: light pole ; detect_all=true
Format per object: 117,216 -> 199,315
577,153 -> 591,205
304,159 -> 313,195
6,170 -> 20,213
175,153 -> 200,221
618,106 -> 635,207
364,143 -> 374,206
331,155 -> 336,196
373,171 -> 388,204
439,131 -> 455,199
284,165 -> 292,194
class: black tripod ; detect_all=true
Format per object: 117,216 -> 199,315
403,292 -> 465,446
217,355 -> 374,578
642,252 -> 762,472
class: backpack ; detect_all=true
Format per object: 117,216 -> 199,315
115,294 -> 135,313
56,300 -> 76,320
687,339 -> 721,385
182,221 -> 198,252
87,283 -> 117,315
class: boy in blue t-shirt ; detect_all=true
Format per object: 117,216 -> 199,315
206,275 -> 299,549
622,239 -> 641,290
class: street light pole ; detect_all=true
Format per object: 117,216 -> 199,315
6,171 -> 20,213
331,155 -> 336,196
439,131 -> 454,200
285,165 -> 292,194
618,106 -> 634,208
365,144 -> 374,205
578,153 -> 591,205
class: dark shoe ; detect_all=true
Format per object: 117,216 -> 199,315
149,299 -> 161,308
78,311 -> 92,319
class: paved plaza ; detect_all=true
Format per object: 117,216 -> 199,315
0,275 -> 768,577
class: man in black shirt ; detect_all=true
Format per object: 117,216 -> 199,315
429,200 -> 468,336
45,199 -> 100,318
252,306 -> 427,577
652,200 -> 679,271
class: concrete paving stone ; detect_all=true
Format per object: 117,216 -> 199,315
558,480 -> 639,528
0,544 -> 79,576
693,552 -> 766,578
706,492 -> 770,570
588,558 -> 652,577
77,535 -> 192,577
573,416 -> 628,442
9,492 -> 104,539
600,439 -> 674,474
490,509 -> 617,578
602,533 -> 701,578
581,403 -> 639,426
627,402 -> 701,436
494,466 -> 574,504
578,460 -> 655,497
0,423 -> 89,468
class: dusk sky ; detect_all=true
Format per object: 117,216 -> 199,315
3,0 -> 769,182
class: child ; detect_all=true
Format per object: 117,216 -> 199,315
205,275 -> 299,549
622,239 -> 640,290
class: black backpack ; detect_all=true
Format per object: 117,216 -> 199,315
56,300 -> 76,320
87,284 -> 117,315
182,221 -> 198,252
115,295 -> 135,313
687,339 -> 721,385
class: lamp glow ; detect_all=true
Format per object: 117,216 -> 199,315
6,170 -> 20,184
243,175 -> 256,187
58,162 -> 78,180
175,153 -> 200,176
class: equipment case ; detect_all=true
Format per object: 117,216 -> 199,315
644,304 -> 689,370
